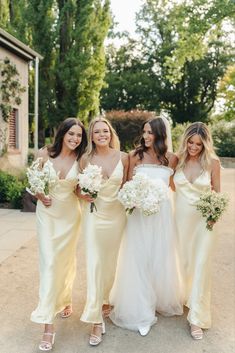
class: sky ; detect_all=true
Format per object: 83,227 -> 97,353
110,0 -> 143,36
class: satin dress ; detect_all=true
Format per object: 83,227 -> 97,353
174,169 -> 216,328
80,159 -> 126,324
31,160 -> 81,324
109,164 -> 183,331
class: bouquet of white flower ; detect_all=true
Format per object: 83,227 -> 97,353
26,158 -> 59,196
196,190 -> 229,231
78,163 -> 103,212
118,173 -> 168,216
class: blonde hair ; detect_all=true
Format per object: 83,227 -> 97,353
86,116 -> 120,156
177,122 -> 219,171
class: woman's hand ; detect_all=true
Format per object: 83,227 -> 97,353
75,186 -> 94,203
207,219 -> 216,230
36,193 -> 52,207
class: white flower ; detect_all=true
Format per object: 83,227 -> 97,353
78,163 -> 103,196
78,164 -> 103,212
26,158 -> 59,196
118,173 -> 168,216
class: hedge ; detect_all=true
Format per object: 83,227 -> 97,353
0,170 -> 27,208
106,111 -> 235,156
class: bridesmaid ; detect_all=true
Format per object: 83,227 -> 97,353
173,122 -> 220,340
31,118 -> 87,351
78,116 -> 128,346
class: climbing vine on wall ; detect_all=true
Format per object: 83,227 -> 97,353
0,57 -> 26,122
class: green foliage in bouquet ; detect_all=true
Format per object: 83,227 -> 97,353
196,190 -> 229,231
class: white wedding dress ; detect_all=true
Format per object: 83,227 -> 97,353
109,164 -> 183,331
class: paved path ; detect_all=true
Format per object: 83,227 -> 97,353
0,169 -> 234,353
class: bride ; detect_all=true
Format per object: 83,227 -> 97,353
109,117 -> 183,336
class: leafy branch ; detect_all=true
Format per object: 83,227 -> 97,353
0,57 -> 26,121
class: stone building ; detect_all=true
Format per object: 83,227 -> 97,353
0,28 -> 42,169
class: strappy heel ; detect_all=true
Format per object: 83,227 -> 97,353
89,322 -> 106,346
190,325 -> 203,340
60,305 -> 73,318
39,332 -> 56,351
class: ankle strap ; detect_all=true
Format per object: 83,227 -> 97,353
43,332 -> 55,336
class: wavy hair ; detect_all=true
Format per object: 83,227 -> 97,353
47,117 -> 87,160
177,122 -> 219,171
86,116 -> 120,156
134,117 -> 169,166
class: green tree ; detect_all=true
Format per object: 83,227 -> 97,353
0,0 -> 56,145
101,40 -> 161,112
24,0 -> 56,145
146,0 -> 235,83
75,0 -> 111,122
0,0 -> 29,40
101,0 -> 233,124
0,0 -> 9,27
217,65 -> 235,121
54,0 -> 77,124
1,0 -> 111,140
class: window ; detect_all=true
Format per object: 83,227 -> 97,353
8,108 -> 19,149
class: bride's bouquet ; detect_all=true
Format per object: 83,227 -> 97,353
78,163 -> 103,212
118,173 -> 168,216
196,190 -> 229,231
26,158 -> 58,196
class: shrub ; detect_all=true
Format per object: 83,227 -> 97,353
211,120 -> 235,157
27,150 -> 35,165
171,122 -> 190,152
106,110 -> 155,151
0,170 -> 27,208
172,120 -> 235,156
0,171 -> 16,202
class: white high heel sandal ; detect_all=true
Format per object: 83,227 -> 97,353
39,332 -> 56,351
190,325 -> 203,340
89,322 -> 106,346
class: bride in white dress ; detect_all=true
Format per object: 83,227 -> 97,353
109,117 -> 183,336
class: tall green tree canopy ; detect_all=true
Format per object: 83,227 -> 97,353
137,0 -> 235,83
217,65 -> 235,121
0,0 -> 111,138
101,0 -> 234,124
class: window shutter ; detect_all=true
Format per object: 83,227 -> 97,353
8,109 -> 18,149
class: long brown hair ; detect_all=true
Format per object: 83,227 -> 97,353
134,117 -> 169,166
48,118 -> 87,160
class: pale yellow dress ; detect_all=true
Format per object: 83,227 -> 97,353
174,169 -> 217,328
31,160 -> 81,324
80,159 -> 126,324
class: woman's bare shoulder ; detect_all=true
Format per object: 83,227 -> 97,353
79,153 -> 90,169
120,151 -> 128,166
128,149 -> 140,160
211,158 -> 221,172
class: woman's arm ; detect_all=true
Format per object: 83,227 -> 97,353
167,152 -> 178,191
35,148 -> 52,207
211,159 -> 221,192
121,152 -> 129,186
127,151 -> 139,181
206,159 -> 221,229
